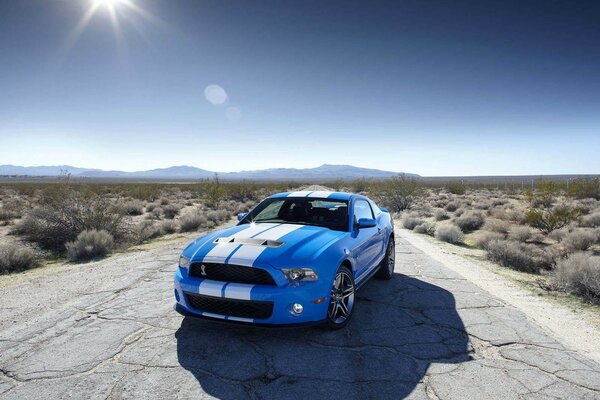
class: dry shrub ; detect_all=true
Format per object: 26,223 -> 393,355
490,207 -> 525,223
454,211 -> 485,233
444,201 -> 462,212
66,230 -> 114,262
474,231 -> 504,249
435,224 -> 464,244
145,203 -> 159,212
414,222 -> 436,236
434,209 -> 450,221
580,212 -> 600,228
553,252 -> 600,303
0,244 -> 39,274
508,226 -> 535,243
206,210 -> 231,224
525,204 -> 581,234
484,219 -> 511,234
374,174 -> 425,212
562,228 -> 598,252
485,239 -> 553,272
162,204 -> 181,219
401,214 -> 424,230
179,211 -> 208,232
160,220 -> 178,234
119,199 -> 144,216
12,185 -> 127,252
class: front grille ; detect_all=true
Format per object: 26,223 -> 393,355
189,262 -> 276,286
185,293 -> 274,319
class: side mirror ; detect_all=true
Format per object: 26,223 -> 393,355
356,218 -> 377,229
237,212 -> 248,222
379,206 -> 389,213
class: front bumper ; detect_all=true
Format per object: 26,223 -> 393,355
174,267 -> 330,325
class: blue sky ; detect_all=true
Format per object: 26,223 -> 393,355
1,0 -> 599,176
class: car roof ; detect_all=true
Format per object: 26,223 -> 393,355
269,191 -> 357,201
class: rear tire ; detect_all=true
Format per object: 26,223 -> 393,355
375,237 -> 395,280
323,265 -> 355,330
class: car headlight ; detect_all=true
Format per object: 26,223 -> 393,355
282,268 -> 318,282
179,255 -> 191,268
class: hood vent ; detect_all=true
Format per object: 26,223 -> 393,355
214,237 -> 284,248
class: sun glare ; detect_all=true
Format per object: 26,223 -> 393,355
59,0 -> 159,61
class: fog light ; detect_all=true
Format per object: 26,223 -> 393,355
291,303 -> 304,315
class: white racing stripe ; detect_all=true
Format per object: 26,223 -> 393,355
201,223 -> 279,260
224,283 -> 254,300
287,191 -> 311,197
307,190 -> 334,198
197,280 -> 226,297
226,223 -> 304,266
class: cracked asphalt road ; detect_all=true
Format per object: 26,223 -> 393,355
1,230 -> 599,399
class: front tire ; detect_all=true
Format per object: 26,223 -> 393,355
375,237 -> 395,280
324,265 -> 355,330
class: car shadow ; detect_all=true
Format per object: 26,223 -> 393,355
175,273 -> 471,399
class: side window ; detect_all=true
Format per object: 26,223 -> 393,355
369,200 -> 381,216
354,199 -> 374,221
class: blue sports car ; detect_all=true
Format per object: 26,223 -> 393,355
174,190 -> 395,329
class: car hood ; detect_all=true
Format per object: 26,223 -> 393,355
184,222 -> 347,268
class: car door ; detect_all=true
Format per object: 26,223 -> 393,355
351,199 -> 380,279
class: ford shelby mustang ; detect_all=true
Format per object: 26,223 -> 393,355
174,191 -> 395,329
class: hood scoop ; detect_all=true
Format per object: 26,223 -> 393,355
214,237 -> 284,248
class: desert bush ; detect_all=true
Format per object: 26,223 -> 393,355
485,239 -> 553,272
160,220 -> 178,234
580,212 -> 600,228
553,252 -> 600,303
401,214 -> 424,230
179,211 -> 208,232
119,199 -> 144,216
206,210 -> 230,224
66,230 -> 114,262
135,220 -> 164,242
147,207 -> 162,220
435,224 -> 464,244
0,244 -> 39,274
562,228 -> 598,252
548,228 -> 569,242
374,174 -> 425,212
446,182 -> 467,195
454,211 -> 485,233
159,198 -> 170,206
567,178 -> 600,200
434,209 -> 450,221
474,231 -> 504,249
162,204 -> 181,219
12,184 -> 127,252
0,209 -> 19,223
528,181 -> 560,208
145,202 -> 159,212
444,201 -> 462,212
484,219 -> 511,234
525,204 -> 581,234
508,226 -> 535,242
414,222 -> 436,236
490,207 -> 526,223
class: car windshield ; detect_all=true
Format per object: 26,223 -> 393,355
241,197 -> 349,231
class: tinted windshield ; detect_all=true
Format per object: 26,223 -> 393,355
241,197 -> 349,231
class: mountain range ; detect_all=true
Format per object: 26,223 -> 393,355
0,164 -> 416,181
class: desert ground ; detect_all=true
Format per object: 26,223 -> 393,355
0,178 -> 599,399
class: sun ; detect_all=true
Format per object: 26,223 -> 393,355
60,0 -> 159,60
93,0 -> 124,7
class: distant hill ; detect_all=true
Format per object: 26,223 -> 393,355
0,164 -> 415,181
